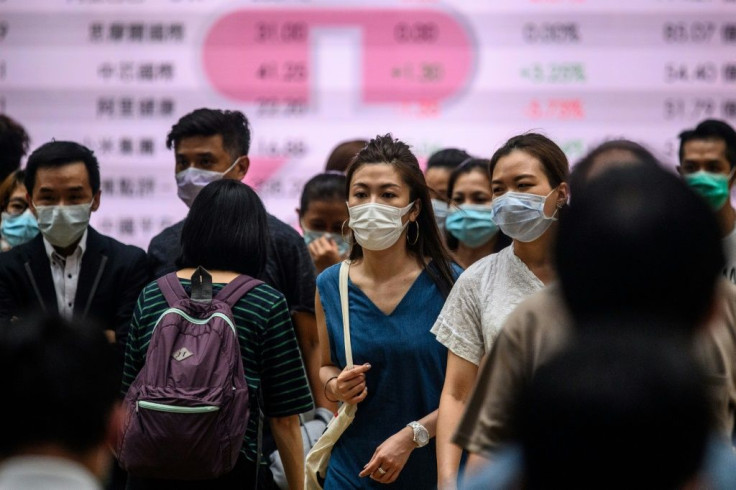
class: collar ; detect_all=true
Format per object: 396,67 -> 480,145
42,229 -> 88,262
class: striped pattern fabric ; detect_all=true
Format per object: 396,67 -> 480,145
122,279 -> 314,463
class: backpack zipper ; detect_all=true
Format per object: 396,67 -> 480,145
152,308 -> 237,336
137,400 -> 220,414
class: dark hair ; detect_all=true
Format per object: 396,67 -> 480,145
570,139 -> 660,198
520,332 -> 710,490
678,119 -> 736,169
0,169 -> 26,210
427,148 -> 472,170
489,133 -> 569,189
0,114 -> 30,183
557,164 -> 723,331
298,172 -> 347,217
166,108 -> 251,160
25,141 -> 101,195
0,315 -> 119,456
178,179 -> 268,278
325,140 -> 367,173
346,134 -> 456,295
444,158 -> 510,252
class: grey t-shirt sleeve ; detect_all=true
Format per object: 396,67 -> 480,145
430,267 -> 485,365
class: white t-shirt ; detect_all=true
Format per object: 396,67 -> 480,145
431,245 -> 544,365
723,224 -> 736,285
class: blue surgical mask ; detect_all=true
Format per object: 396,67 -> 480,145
431,199 -> 449,233
303,229 -> 350,257
445,204 -> 498,248
1,209 -> 40,247
490,190 -> 559,243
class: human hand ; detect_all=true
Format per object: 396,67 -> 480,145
308,236 -> 342,273
330,363 -> 371,405
359,427 -> 415,484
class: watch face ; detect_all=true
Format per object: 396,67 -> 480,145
413,423 -> 429,446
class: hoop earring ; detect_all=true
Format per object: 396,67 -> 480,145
407,221 -> 419,245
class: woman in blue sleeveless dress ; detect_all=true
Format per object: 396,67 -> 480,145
315,134 -> 460,489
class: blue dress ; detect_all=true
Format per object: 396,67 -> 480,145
317,263 -> 460,489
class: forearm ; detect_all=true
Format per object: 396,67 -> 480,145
293,311 -> 337,411
436,392 -> 467,489
269,415 -> 304,490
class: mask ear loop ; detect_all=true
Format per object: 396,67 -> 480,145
341,219 -> 352,245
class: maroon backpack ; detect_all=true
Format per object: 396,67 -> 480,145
118,268 -> 262,480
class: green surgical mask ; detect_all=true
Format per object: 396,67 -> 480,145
684,170 -> 733,210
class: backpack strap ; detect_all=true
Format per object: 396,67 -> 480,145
156,272 -> 190,307
215,275 -> 264,308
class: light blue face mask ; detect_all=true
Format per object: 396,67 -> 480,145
431,199 -> 449,232
303,229 -> 350,257
1,209 -> 40,247
445,204 -> 498,248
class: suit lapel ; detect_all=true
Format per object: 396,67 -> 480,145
75,227 -> 108,319
22,234 -> 58,314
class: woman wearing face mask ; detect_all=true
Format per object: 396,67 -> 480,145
316,134 -> 460,488
444,159 -> 510,269
432,134 -> 569,489
297,172 -> 350,274
0,170 -> 38,251
424,148 -> 471,235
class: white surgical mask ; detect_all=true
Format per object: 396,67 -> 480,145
431,199 -> 449,233
34,200 -> 93,248
490,189 -> 559,243
348,201 -> 415,251
176,159 -> 240,208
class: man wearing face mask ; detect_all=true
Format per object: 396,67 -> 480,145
679,119 -> 736,284
146,108 -> 329,408
0,141 -> 149,362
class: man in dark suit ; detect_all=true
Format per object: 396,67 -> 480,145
0,141 -> 149,358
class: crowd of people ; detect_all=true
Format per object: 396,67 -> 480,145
0,109 -> 735,490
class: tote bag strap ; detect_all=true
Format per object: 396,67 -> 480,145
339,260 -> 353,369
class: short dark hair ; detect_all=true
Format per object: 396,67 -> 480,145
299,172 -> 347,217
0,315 -> 119,457
325,140 -> 367,173
0,114 -> 30,183
25,141 -> 101,196
166,108 -> 251,159
570,139 -> 660,198
678,119 -> 736,169
557,164 -> 723,331
426,148 -> 472,170
178,179 -> 268,278
520,332 -> 711,490
489,133 -> 569,189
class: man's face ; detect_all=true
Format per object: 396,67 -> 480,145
679,138 -> 731,177
174,134 -> 247,180
28,161 -> 100,213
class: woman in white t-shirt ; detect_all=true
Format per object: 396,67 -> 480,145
431,133 -> 570,489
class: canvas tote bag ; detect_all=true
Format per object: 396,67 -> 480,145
304,260 -> 356,489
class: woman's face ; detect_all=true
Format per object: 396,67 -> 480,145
6,184 -> 29,215
491,149 -> 565,218
349,163 -> 418,222
300,199 -> 349,233
425,167 -> 451,200
451,169 -> 492,207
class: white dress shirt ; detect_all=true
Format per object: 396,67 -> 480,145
43,230 -> 88,319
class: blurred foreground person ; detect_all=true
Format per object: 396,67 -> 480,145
0,315 -> 120,490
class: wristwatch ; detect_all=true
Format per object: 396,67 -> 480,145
406,421 -> 429,448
